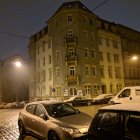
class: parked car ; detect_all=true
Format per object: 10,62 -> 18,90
109,86 -> 140,105
92,94 -> 114,104
18,100 -> 92,140
88,103 -> 140,140
64,96 -> 94,106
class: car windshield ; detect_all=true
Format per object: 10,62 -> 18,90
45,103 -> 78,117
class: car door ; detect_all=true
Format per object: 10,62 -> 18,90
92,111 -> 121,140
32,104 -> 48,138
124,112 -> 140,140
117,89 -> 132,103
24,104 -> 36,132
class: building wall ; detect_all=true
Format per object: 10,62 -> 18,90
118,25 -> 140,86
98,29 -> 124,94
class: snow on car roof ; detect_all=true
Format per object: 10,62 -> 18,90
100,103 -> 140,112
27,100 -> 62,106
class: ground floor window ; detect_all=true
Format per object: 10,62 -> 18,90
70,88 -> 77,96
85,85 -> 92,96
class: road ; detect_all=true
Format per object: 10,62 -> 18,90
0,104 -> 107,140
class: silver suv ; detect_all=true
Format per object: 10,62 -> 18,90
18,100 -> 92,140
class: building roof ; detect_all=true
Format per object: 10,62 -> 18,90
48,0 -> 96,22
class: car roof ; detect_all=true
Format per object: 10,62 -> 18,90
100,103 -> 140,112
26,100 -> 63,106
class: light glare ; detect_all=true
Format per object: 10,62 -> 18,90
15,61 -> 21,68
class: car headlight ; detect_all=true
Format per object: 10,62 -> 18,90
60,127 -> 81,135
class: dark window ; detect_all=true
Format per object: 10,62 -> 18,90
35,105 -> 46,117
118,89 -> 130,98
26,104 -> 36,114
125,114 -> 140,139
98,112 -> 120,132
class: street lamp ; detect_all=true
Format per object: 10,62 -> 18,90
15,61 -> 22,68
14,61 -> 22,103
131,55 -> 138,61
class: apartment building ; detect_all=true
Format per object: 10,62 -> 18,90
97,19 -> 124,94
28,1 -> 140,101
118,24 -> 140,86
28,1 -> 101,100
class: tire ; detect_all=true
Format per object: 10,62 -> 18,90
87,101 -> 91,106
18,121 -> 26,136
48,131 -> 60,140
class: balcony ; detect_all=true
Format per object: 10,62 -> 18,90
66,75 -> 79,85
65,55 -> 77,65
64,36 -> 77,43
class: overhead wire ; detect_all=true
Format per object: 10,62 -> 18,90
0,0 -> 109,42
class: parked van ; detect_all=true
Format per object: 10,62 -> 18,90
108,86 -> 140,105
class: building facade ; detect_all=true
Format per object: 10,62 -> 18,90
97,19 -> 124,94
28,1 -> 140,101
118,24 -> 140,86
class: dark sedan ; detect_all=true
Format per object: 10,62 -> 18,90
92,94 -> 114,104
64,96 -> 94,106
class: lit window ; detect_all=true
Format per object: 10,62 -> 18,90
85,85 -> 91,95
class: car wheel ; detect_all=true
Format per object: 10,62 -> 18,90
18,121 -> 26,135
87,101 -> 91,106
48,131 -> 60,140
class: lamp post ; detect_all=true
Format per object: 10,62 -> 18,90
14,61 -> 22,103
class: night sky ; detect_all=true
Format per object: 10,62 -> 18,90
0,0 -> 140,60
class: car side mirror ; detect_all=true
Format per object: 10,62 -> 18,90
76,109 -> 80,113
40,113 -> 48,120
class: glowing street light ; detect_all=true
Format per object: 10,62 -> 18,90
131,56 -> 138,61
15,61 -> 22,68
14,61 -> 22,103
